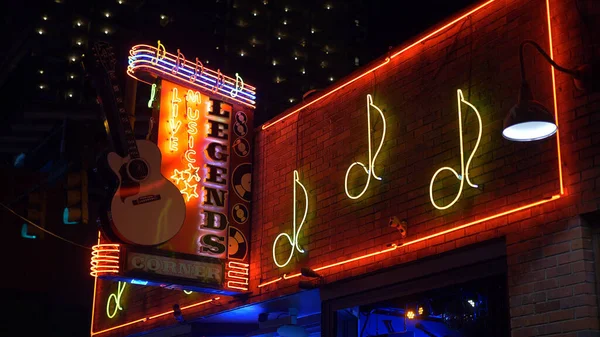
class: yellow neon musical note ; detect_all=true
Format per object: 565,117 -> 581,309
152,40 -> 166,65
230,73 -> 244,98
213,69 -> 223,93
344,94 -> 387,200
272,170 -> 308,268
106,281 -> 126,318
429,89 -> 482,210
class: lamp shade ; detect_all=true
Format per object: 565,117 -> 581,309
502,81 -> 557,141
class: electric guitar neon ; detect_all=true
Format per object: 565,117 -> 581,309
91,42 -> 186,246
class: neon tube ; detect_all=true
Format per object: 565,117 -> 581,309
272,170 -> 309,268
127,44 -> 257,108
91,297 -> 219,335
344,94 -> 387,199
260,0 -> 496,130
258,195 -> 560,288
545,0 -> 564,195
429,89 -> 482,210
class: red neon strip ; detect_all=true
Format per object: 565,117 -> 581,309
546,0 -> 564,195
260,0 -> 496,130
91,297 -> 219,336
258,195 -> 560,288
388,0 -> 495,59
261,58 -> 390,130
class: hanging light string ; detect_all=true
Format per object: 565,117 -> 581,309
0,202 -> 91,250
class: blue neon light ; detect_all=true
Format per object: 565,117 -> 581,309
134,54 -> 257,100
130,53 -> 256,101
130,279 -> 148,285
21,224 -> 36,239
62,207 -> 78,224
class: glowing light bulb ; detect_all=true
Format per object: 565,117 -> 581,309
253,10 -> 258,16
284,7 -> 289,12
42,15 -> 48,21
76,21 -> 82,27
311,28 -> 315,34
39,84 -> 45,89
283,20 -> 287,25
39,70 -> 44,74
272,60 -> 277,66
294,56 -> 298,60
70,75 -> 74,79
277,36 -> 281,40
329,76 -> 334,82
240,51 -> 245,56
160,14 -> 166,20
289,98 -> 295,103
68,92 -> 73,98
118,0 -> 123,3
301,68 -> 305,74
70,57 -> 76,62
105,12 -> 111,18
37,29 -> 44,35
407,310 -> 415,319
76,40 -> 82,46
418,307 -> 424,315
104,29 -> 109,34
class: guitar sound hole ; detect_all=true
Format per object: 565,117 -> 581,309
128,159 -> 149,181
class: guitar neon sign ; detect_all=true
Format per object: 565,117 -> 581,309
344,94 -> 387,200
272,170 -> 309,268
429,89 -> 482,210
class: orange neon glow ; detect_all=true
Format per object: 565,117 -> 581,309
226,261 -> 250,291
258,0 -> 565,290
128,44 -> 256,108
91,297 -> 219,336
258,195 -> 560,288
546,0 -> 564,195
90,243 -> 120,277
261,0 -> 496,130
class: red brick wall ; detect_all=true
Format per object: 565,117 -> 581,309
92,0 -> 600,335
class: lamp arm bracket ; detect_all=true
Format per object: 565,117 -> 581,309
519,40 -> 579,79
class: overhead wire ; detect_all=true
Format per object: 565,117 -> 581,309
0,202 -> 92,250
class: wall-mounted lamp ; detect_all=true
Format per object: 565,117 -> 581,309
503,40 -> 598,142
298,267 -> 323,289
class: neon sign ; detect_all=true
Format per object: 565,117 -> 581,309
273,170 -> 309,268
106,281 -> 126,319
344,94 -> 387,199
128,42 -> 256,108
429,89 -> 482,210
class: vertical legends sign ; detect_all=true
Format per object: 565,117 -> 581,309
200,100 -> 233,258
157,80 -> 233,260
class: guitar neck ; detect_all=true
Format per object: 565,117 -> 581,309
107,70 -> 139,159
92,42 -> 139,159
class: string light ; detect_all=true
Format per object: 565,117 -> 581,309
329,76 -> 334,82
68,92 -> 73,98
76,21 -> 82,27
42,15 -> 48,21
70,56 -> 76,62
253,10 -> 258,16
105,12 -> 111,18
39,70 -> 44,74
39,84 -> 45,90
160,14 -> 166,20
284,7 -> 289,12
70,74 -> 75,79
104,29 -> 110,35
37,29 -> 44,35
76,40 -> 82,46
272,59 -> 277,66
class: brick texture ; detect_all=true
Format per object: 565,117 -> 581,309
92,0 -> 600,336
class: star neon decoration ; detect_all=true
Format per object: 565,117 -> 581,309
184,163 -> 201,182
170,168 -> 187,185
181,180 -> 199,201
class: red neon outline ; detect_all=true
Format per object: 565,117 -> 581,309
258,0 -> 565,288
261,0 -> 495,130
